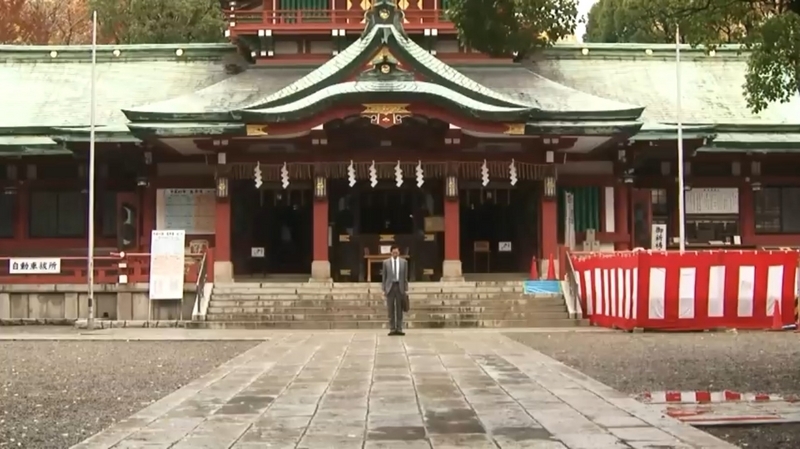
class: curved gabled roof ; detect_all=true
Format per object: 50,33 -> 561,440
238,80 -> 533,123
123,0 -> 643,128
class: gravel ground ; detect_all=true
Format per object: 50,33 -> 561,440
0,341 -> 259,449
0,325 -> 82,335
506,331 -> 800,449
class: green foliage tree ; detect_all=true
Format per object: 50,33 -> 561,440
446,0 -> 578,58
584,0 -> 800,113
89,0 -> 225,44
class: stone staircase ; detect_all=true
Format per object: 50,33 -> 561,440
188,281 -> 585,329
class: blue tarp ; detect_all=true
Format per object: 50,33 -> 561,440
523,280 -> 561,294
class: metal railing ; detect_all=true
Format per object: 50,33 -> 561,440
192,251 -> 209,321
0,255 -> 122,284
229,9 -> 453,29
0,252 -> 209,285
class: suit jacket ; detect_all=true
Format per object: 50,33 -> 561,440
382,257 -> 408,296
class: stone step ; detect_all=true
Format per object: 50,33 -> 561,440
209,298 -> 552,307
210,293 -> 553,301
215,281 -> 529,289
212,287 -> 531,295
206,311 -> 569,322
206,304 -> 568,315
208,298 -> 566,308
187,318 -> 587,330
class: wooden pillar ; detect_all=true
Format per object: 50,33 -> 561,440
739,184 -> 755,244
614,184 -> 630,250
540,194 -> 558,277
139,154 -> 157,251
15,183 -> 28,241
140,186 -> 156,250
442,176 -> 462,280
213,197 -> 232,282
310,197 -> 331,281
442,197 -> 462,279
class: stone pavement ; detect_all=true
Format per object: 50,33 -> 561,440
70,332 -> 737,449
0,327 -> 609,340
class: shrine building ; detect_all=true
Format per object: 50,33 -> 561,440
1,0 -> 800,289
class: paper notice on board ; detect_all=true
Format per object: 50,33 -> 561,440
149,230 -> 186,300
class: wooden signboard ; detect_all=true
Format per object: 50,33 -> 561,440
424,216 -> 445,232
685,188 -> 738,215
156,189 -> 215,235
473,241 -> 490,252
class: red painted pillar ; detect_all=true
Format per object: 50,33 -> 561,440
213,198 -> 232,282
444,199 -> 459,260
311,198 -> 331,280
442,190 -> 462,280
540,196 -> 558,277
614,184 -> 631,250
140,186 -> 155,250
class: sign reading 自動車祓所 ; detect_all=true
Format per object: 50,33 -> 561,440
9,258 -> 61,274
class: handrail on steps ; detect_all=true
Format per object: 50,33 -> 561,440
563,251 -> 584,318
192,252 -> 209,321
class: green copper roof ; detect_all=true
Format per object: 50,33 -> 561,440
0,136 -> 70,156
698,132 -> 800,152
0,50 -> 229,128
126,122 -> 244,138
123,0 -> 643,129
238,81 -> 532,123
121,68 -> 309,122
537,49 -> 800,125
238,27 -> 383,110
1,22 -> 799,150
629,123 -> 716,141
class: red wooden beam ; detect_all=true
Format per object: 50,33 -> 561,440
228,9 -> 455,35
257,103 -> 512,136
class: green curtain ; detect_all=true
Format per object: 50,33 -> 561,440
439,0 -> 452,20
557,186 -> 600,234
279,0 -> 328,8
278,0 -> 329,22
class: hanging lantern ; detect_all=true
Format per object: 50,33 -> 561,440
445,175 -> 458,199
216,175 -> 229,198
314,176 -> 327,199
543,176 -> 556,199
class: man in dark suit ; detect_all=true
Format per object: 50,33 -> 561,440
382,244 -> 408,336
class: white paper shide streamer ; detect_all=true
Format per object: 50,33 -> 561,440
394,161 -> 403,187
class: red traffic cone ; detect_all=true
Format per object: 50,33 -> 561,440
529,256 -> 538,280
771,302 -> 783,330
546,253 -> 556,280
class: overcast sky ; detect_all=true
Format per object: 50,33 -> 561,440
575,0 -> 598,42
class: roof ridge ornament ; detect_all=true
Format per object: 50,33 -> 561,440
362,0 -> 408,40
358,50 -> 413,80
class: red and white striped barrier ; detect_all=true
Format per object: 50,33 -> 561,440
639,390 -> 796,404
570,250 -> 799,331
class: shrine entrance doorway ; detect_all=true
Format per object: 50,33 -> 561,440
459,182 -> 538,274
329,179 -> 444,282
230,180 -> 313,277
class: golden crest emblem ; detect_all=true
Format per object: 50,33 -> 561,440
362,104 -> 410,128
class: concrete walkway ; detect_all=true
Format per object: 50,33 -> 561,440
61,331 -> 737,449
0,327 -> 610,340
